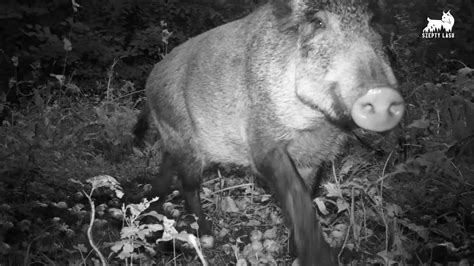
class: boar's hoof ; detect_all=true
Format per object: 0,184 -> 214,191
200,235 -> 214,248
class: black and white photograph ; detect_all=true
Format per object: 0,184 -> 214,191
0,0 -> 473,265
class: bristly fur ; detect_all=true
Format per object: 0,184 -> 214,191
272,0 -> 371,33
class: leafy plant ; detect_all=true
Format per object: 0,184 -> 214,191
107,183 -> 208,265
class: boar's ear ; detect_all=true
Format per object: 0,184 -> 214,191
272,0 -> 310,32
272,0 -> 307,19
272,0 -> 291,18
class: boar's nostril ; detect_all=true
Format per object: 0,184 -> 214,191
362,103 -> 375,114
389,101 -> 404,117
351,88 -> 405,132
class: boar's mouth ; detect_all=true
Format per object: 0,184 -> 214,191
326,86 -> 358,131
296,85 -> 357,132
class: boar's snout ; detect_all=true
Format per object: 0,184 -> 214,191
351,88 -> 404,132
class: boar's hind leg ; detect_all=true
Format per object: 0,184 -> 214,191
143,151 -> 178,226
175,154 -> 212,236
149,152 -> 176,199
255,146 -> 336,266
146,151 -> 210,236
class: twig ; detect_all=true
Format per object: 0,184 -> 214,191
379,152 -> 392,258
380,151 -> 393,197
203,176 -> 221,186
116,90 -> 145,100
77,247 -> 86,265
40,252 -> 57,266
83,190 -> 108,266
210,183 -> 253,195
106,57 -> 121,102
339,194 -> 352,264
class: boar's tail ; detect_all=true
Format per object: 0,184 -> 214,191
133,103 -> 154,146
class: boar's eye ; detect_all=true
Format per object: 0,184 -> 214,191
299,14 -> 325,39
311,16 -> 325,29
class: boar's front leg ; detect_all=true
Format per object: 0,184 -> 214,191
254,146 -> 336,266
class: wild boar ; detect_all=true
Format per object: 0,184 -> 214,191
134,0 -> 404,265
